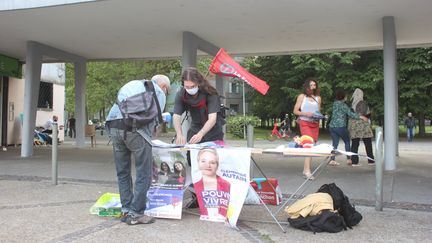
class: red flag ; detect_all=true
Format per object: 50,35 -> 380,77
209,48 -> 269,95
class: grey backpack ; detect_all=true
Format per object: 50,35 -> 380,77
117,81 -> 162,130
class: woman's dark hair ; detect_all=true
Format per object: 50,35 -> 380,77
334,89 -> 346,101
160,162 -> 170,172
303,78 -> 320,96
181,67 -> 218,95
174,161 -> 186,177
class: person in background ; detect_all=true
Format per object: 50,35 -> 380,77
347,88 -> 375,166
42,115 -> 58,134
280,113 -> 291,137
68,114 -> 76,138
328,89 -> 368,166
404,112 -> 416,142
106,74 -> 171,225
293,78 -> 322,180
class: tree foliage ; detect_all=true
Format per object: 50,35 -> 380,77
398,48 -> 432,135
64,48 -> 432,136
245,52 -> 363,125
244,48 -> 432,136
65,59 -> 181,120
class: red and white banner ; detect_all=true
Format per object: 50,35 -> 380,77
209,48 -> 269,95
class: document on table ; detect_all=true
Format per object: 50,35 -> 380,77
262,144 -> 334,157
151,140 -> 184,148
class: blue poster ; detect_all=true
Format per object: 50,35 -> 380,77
145,187 -> 184,219
145,147 -> 189,219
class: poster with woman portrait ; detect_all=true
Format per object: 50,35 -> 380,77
190,147 -> 251,228
145,147 -> 190,219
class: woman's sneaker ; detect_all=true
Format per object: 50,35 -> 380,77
125,215 -> 155,225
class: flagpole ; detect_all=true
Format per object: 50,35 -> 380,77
243,82 -> 246,138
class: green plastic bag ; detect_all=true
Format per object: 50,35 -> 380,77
89,193 -> 122,217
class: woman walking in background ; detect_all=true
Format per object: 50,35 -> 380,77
348,88 -> 375,166
328,89 -> 368,166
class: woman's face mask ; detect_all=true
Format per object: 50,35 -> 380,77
185,86 -> 199,95
184,80 -> 199,95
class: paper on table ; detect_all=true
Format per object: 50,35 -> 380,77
334,149 -> 375,161
151,140 -> 184,148
184,141 -> 224,149
263,144 -> 334,156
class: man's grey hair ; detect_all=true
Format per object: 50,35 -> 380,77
152,74 -> 171,92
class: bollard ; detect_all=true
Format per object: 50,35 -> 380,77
247,124 -> 255,180
52,122 -> 58,185
375,127 -> 384,211
247,124 -> 254,148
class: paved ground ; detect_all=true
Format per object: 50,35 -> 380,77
1,131 -> 431,242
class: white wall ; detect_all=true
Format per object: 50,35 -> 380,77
7,63 -> 65,145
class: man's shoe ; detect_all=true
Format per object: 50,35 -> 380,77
125,215 -> 155,225
120,212 -> 129,223
351,164 -> 361,167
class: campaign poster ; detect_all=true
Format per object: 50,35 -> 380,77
145,148 -> 189,219
190,147 -> 251,228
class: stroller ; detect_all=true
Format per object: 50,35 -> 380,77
34,129 -> 53,146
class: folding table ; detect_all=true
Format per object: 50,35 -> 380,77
250,144 -> 337,232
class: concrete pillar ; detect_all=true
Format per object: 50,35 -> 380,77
182,32 -> 197,70
383,16 -> 398,171
21,42 -> 42,157
74,61 -> 86,148
21,41 -> 87,157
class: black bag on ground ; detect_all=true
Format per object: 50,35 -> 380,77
288,210 -> 347,234
317,183 -> 345,210
317,183 -> 362,227
340,195 -> 363,227
117,81 -> 162,130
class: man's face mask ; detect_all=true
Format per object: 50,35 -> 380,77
185,86 -> 199,95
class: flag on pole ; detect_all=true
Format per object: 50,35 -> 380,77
209,48 -> 269,95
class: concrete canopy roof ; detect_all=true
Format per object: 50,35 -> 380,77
1,0 -> 432,62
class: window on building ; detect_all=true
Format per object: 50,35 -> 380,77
229,82 -> 240,93
37,81 -> 53,109
230,104 -> 239,115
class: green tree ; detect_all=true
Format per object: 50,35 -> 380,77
65,59 -> 181,121
398,48 -> 432,135
246,52 -> 363,127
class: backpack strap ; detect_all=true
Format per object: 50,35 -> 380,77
144,80 -> 163,124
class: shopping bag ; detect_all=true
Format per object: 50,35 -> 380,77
89,193 -> 122,217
